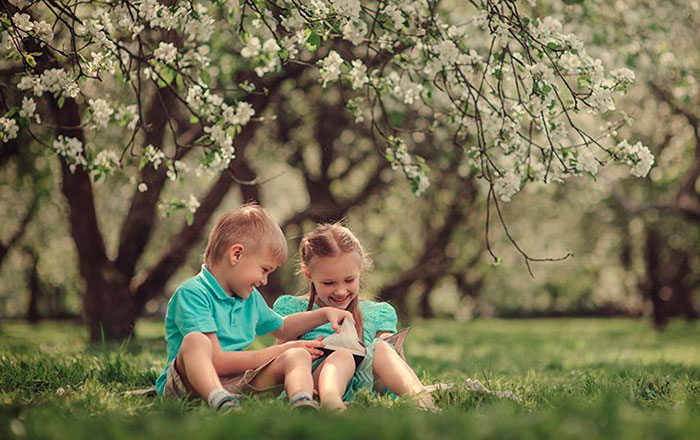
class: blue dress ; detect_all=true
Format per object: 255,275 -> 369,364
273,295 -> 398,401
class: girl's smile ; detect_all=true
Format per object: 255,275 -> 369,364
305,253 -> 362,310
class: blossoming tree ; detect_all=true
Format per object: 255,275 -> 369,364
0,0 -> 652,339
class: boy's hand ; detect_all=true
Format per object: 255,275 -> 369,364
284,337 -> 325,359
322,308 -> 355,332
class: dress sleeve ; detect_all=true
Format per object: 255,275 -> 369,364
272,295 -> 306,317
368,302 -> 398,334
171,287 -> 217,335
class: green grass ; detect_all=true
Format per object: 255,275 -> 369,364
1,319 -> 700,439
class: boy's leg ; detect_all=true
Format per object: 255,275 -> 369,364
372,340 -> 436,410
176,332 -> 227,399
312,349 -> 355,410
247,347 -> 315,401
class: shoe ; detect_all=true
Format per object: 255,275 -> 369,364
215,393 -> 242,412
290,392 -> 319,411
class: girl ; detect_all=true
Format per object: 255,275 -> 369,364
273,223 -> 436,411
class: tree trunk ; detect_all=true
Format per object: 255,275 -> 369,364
25,247 -> 41,323
418,278 -> 438,319
644,228 -> 668,328
83,262 -> 139,340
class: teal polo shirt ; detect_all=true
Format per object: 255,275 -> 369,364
155,265 -> 284,395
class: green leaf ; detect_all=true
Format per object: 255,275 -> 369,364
4,107 -> 19,118
186,212 -> 194,226
306,32 -> 320,51
57,96 -> 66,109
200,70 -> 211,86
189,115 -> 199,124
161,68 -> 175,85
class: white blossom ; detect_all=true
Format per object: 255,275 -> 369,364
52,136 -> 86,173
93,150 -> 120,175
262,38 -> 281,54
186,194 -> 200,213
40,69 -> 80,98
383,4 -> 405,30
204,125 -> 233,150
88,98 -> 114,128
115,105 -> 139,130
138,182 -> 148,192
342,20 -> 367,46
610,67 -> 636,89
494,171 -> 521,202
224,101 -> 255,126
575,147 -> 599,175
144,144 -> 166,169
348,60 -> 368,89
154,42 -> 178,64
34,21 -> 54,42
617,140 -> 654,178
0,118 -> 19,142
19,97 -> 36,120
12,13 -> 34,32
318,51 -> 345,87
17,75 -> 43,96
241,37 -> 261,58
166,160 -> 189,181
331,0 -> 361,20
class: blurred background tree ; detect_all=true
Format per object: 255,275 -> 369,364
1,0 -> 695,342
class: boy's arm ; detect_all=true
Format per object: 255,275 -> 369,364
204,332 -> 325,376
271,307 -> 354,341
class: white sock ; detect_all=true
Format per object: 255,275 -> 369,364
207,388 -> 238,409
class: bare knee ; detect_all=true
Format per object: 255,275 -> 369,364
279,347 -> 312,367
374,339 -> 392,357
180,332 -> 212,355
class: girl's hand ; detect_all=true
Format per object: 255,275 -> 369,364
284,337 -> 325,359
322,307 -> 355,332
376,332 -> 393,340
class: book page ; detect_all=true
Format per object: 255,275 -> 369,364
322,319 -> 366,357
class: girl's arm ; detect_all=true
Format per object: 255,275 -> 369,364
271,307 -> 354,341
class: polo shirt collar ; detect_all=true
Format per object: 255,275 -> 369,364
199,265 -> 239,303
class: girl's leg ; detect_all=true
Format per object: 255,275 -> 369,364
372,340 -> 436,410
248,347 -> 315,400
313,349 -> 355,410
176,332 -> 225,398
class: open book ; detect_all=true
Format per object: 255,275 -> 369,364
320,319 -> 410,365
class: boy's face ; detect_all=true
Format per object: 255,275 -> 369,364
306,252 -> 361,310
223,245 -> 279,299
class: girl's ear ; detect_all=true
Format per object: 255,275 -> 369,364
301,265 -> 312,281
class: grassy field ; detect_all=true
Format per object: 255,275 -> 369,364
1,318 -> 699,439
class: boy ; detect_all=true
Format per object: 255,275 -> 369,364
155,203 -> 352,410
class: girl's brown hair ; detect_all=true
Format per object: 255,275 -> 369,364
299,223 -> 372,340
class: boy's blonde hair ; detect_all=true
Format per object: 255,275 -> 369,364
299,223 -> 372,339
204,203 -> 287,267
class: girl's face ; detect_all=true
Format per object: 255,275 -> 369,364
306,252 -> 362,310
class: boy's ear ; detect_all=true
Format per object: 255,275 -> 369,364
228,244 -> 244,265
301,265 -> 312,281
